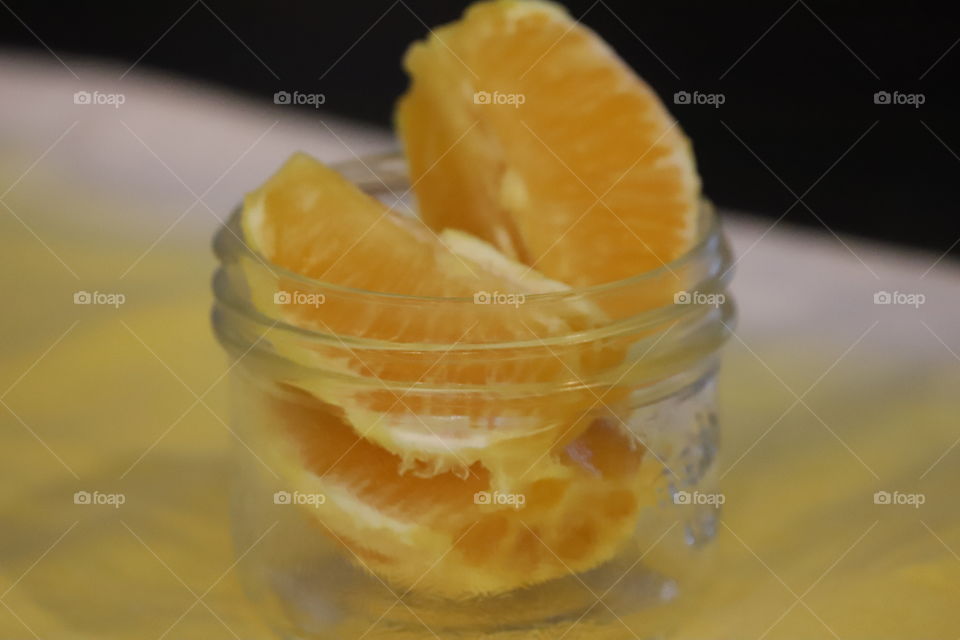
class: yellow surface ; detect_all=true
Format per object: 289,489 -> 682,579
1,168 -> 959,639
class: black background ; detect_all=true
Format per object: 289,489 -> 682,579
2,1 -> 957,256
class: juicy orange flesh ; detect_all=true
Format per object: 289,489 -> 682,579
270,385 -> 657,596
241,153 -> 643,513
395,47 -> 528,263
244,153 -> 601,349
238,0 -> 705,598
397,0 -> 699,287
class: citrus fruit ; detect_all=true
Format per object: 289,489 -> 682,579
241,152 -> 597,346
239,152 -> 615,485
263,385 -> 660,597
396,0 -> 700,286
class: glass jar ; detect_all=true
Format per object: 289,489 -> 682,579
212,155 -> 734,639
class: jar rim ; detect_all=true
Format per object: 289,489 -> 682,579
213,153 -> 734,356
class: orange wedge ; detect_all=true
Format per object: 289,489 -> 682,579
241,152 -> 596,347
397,0 -> 700,286
261,385 -> 659,597
237,153 -> 658,596
240,153 -> 615,485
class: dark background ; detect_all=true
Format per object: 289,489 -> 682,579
2,1 -> 957,255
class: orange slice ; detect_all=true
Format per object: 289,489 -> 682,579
260,385 -> 659,597
239,153 -> 613,485
241,152 -> 596,347
396,0 -> 700,286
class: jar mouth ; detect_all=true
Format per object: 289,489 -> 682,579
212,153 -> 734,356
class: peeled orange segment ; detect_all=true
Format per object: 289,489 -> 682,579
438,228 -> 566,293
394,46 -> 529,263
262,385 -> 660,598
397,0 -> 700,287
239,153 -> 616,483
241,152 -> 600,348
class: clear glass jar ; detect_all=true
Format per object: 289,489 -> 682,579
212,155 -> 734,639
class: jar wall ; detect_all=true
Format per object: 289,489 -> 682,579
215,154 -> 734,638
227,358 -> 724,639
